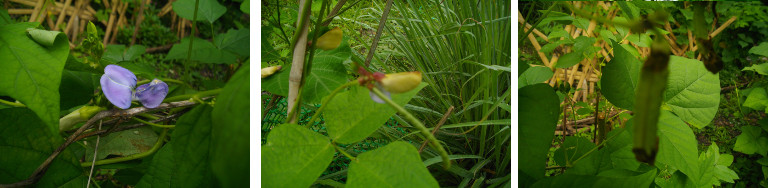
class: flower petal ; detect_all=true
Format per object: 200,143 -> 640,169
135,79 -> 169,108
100,74 -> 133,109
104,64 -> 137,89
379,71 -> 422,93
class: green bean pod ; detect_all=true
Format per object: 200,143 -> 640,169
632,38 -> 670,165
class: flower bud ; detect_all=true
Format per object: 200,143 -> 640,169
378,71 -> 422,93
59,106 -> 106,132
315,27 -> 342,50
261,65 -> 282,78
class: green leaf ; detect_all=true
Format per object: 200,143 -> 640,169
261,26 -> 280,62
164,37 -> 238,64
240,0 -> 249,14
26,28 -> 62,47
170,105 -> 215,187
0,8 -> 11,26
84,126 -> 158,161
655,110 -> 700,184
554,136 -> 596,167
214,29 -> 250,58
531,168 -> 656,188
744,87 -> 768,111
734,126 -> 768,156
102,44 -> 146,63
749,42 -> 768,57
0,22 -> 69,133
519,84 -> 560,185
663,56 -> 720,128
211,64 -> 250,187
518,66 -> 553,89
0,108 -> 82,187
137,105 -> 216,187
601,40 -> 642,110
714,165 -> 739,183
573,36 -> 596,54
261,37 -> 352,103
262,124 -> 335,188
59,70 -> 94,111
325,83 -> 426,144
743,63 -> 768,76
136,142 -> 174,186
347,142 -> 439,188
555,52 -> 581,69
172,0 -> 226,23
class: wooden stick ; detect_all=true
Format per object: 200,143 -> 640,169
110,1 -> 128,44
54,0 -> 73,31
709,16 -> 737,38
418,106 -> 454,153
518,10 -> 549,42
526,32 -> 551,67
103,0 -> 118,45
45,7 -> 55,29
65,0 -> 84,37
10,0 -> 95,18
131,0 -> 147,45
29,0 -> 44,22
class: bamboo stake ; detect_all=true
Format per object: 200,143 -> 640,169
29,0 -> 44,22
45,8 -> 55,28
10,0 -> 95,18
131,0 -> 147,45
517,11 -> 549,42
65,0 -> 84,37
526,33 -> 551,67
110,1 -> 128,44
54,0 -> 73,31
103,0 -> 118,45
709,16 -> 737,38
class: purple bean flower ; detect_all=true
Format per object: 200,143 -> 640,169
101,65 -> 136,109
100,65 -> 168,109
134,79 -> 169,108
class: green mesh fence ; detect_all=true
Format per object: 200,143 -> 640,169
261,96 -> 407,183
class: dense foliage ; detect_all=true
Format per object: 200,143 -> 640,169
0,0 -> 249,186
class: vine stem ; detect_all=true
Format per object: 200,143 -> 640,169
80,128 -> 169,167
0,99 -> 25,107
333,144 -> 355,160
163,88 -> 221,103
305,80 -> 358,128
371,87 -> 451,169
131,117 -> 175,128
286,0 -> 312,123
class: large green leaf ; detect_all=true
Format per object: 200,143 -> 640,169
601,41 -> 641,110
655,110 -> 700,184
172,0 -> 226,23
555,52 -> 581,69
59,70 -> 94,111
531,167 -> 656,188
261,26 -> 280,62
164,37 -> 237,64
554,136 -> 596,167
211,64 -> 249,187
706,144 -> 739,185
663,56 -> 720,128
135,142 -> 174,187
519,66 -> 553,89
214,29 -> 249,58
0,8 -> 11,26
0,108 -> 81,187
0,22 -> 68,133
347,141 -> 439,188
262,124 -> 335,188
749,42 -> 768,57
170,105 -> 215,187
519,84 -> 560,185
743,63 -> 768,76
734,126 -> 768,156
743,87 -> 768,111
261,37 -> 352,103
137,105 -> 216,187
84,126 -> 158,161
325,83 -> 426,144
